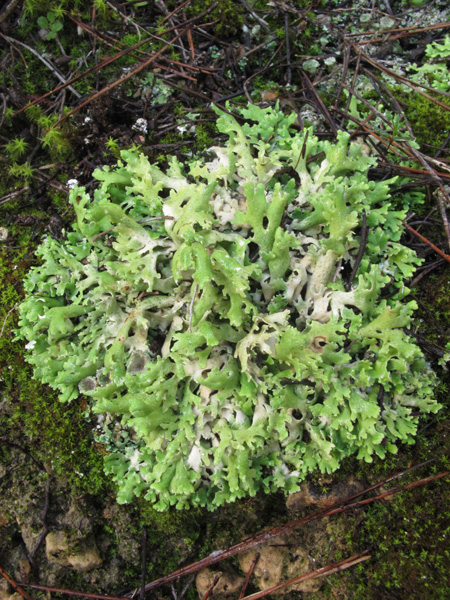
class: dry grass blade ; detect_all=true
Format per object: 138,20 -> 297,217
239,553 -> 371,600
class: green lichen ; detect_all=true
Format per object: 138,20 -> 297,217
17,103 -> 440,511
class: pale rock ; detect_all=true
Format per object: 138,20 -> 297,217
16,517 -> 42,554
16,559 -> 32,583
196,567 -> 244,599
0,508 -> 10,527
238,533 -> 322,595
46,530 -> 103,572
0,578 -> 22,600
286,476 -> 366,513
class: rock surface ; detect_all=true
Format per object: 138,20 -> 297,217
286,476 -> 366,513
45,530 -> 103,572
0,578 -> 22,600
238,532 -> 322,595
196,567 -> 245,599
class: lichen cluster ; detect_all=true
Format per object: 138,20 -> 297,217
17,104 -> 439,510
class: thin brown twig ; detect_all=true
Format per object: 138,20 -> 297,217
139,528 -> 147,600
188,283 -> 198,332
345,20 -> 450,39
332,106 -> 407,158
362,68 -> 414,138
238,553 -> 260,600
0,0 -> 21,23
403,222 -> 450,263
405,146 -> 450,250
285,12 -> 291,86
342,44 -> 362,128
360,50 -> 450,105
13,31 -> 161,118
0,34 -> 80,97
410,259 -> 446,287
159,0 -> 192,26
20,585 -> 129,600
51,30 -> 186,129
51,5 -> 217,130
334,43 -> 352,121
72,17 -> 197,80
301,71 -> 338,135
201,575 -> 220,600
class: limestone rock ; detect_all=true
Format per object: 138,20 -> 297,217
238,533 -> 322,595
196,567 -> 244,599
46,530 -> 103,572
0,508 -> 10,528
0,578 -> 22,600
286,476 -> 366,513
16,518 -> 43,554
62,504 -> 93,535
46,531 -> 71,567
15,559 -> 32,583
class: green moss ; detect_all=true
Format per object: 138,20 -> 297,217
340,479 -> 450,599
0,241 -> 108,498
186,0 -> 244,38
404,92 -> 450,150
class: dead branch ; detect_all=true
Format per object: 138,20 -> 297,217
0,0 -> 21,24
